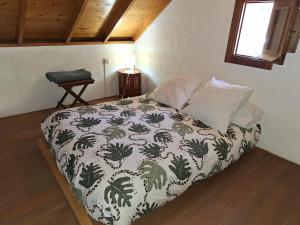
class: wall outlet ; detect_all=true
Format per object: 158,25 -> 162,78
103,58 -> 109,64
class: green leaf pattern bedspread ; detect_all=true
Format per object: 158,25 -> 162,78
41,95 -> 261,225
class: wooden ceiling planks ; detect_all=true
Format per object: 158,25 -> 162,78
0,0 -> 172,47
72,0 -> 115,40
0,0 -> 19,42
132,0 -> 172,41
108,0 -> 172,41
24,0 -> 77,41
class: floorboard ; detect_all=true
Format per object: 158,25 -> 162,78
0,96 -> 300,225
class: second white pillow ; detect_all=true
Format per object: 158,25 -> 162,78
182,77 -> 254,133
231,102 -> 265,128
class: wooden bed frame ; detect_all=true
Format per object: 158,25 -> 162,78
37,129 -> 262,225
37,138 -> 98,225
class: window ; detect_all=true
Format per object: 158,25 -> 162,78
225,0 -> 300,70
236,2 -> 274,57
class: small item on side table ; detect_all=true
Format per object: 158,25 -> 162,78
46,69 -> 95,109
118,68 -> 141,98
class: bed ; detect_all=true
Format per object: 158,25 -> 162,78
41,94 -> 261,225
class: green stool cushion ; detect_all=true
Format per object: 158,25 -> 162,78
46,69 -> 92,84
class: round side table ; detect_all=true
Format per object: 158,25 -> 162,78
118,69 -> 141,98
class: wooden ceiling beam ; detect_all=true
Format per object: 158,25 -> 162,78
0,40 -> 134,48
65,0 -> 89,43
97,0 -> 133,42
16,0 -> 28,44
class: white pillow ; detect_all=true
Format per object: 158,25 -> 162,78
151,76 -> 203,110
231,102 -> 265,128
182,77 -> 254,133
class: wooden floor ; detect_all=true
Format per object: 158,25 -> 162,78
1,97 -> 300,225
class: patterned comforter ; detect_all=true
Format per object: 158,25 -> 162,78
41,94 -> 261,225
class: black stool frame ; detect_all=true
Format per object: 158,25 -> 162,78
55,79 -> 95,109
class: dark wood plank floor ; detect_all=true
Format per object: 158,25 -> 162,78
1,97 -> 300,225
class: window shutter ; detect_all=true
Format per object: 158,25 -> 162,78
288,5 -> 300,53
262,0 -> 298,61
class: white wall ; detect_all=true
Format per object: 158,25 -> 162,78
0,44 -> 134,118
135,0 -> 300,165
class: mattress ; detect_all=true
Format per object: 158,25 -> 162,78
41,94 -> 261,225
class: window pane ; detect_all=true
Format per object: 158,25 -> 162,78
236,2 -> 274,57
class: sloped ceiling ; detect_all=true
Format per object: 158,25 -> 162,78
0,0 -> 171,47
